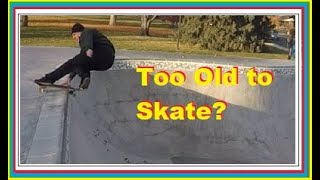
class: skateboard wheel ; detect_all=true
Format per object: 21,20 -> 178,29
70,91 -> 76,97
40,88 -> 46,93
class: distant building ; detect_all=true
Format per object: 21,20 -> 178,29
279,15 -> 295,35
279,15 -> 295,22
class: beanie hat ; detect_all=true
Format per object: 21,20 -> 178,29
71,23 -> 85,34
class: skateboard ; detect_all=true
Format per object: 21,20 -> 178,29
34,82 -> 82,94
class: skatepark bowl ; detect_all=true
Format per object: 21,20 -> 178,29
24,59 -> 295,164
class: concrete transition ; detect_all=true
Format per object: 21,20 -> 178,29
64,60 -> 295,164
20,47 -> 295,164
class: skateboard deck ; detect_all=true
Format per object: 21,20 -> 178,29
34,82 -> 82,94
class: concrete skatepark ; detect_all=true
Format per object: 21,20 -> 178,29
20,46 -> 295,164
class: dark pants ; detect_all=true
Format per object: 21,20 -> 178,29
46,46 -> 115,82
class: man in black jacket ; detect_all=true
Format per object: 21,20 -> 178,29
34,23 -> 115,89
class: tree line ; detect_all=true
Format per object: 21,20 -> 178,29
22,15 -> 274,53
178,15 -> 273,53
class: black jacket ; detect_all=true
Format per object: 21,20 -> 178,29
79,28 -> 115,54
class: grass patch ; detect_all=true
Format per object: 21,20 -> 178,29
20,15 -> 288,60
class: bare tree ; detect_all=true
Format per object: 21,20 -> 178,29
109,15 -> 117,26
22,15 -> 28,27
140,15 -> 157,36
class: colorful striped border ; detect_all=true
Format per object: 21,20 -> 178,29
8,1 -> 312,179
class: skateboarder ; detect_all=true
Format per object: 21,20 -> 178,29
34,23 -> 115,89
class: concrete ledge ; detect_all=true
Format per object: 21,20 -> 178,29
26,91 -> 68,164
112,59 -> 295,75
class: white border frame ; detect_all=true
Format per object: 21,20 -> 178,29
15,8 -> 302,171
